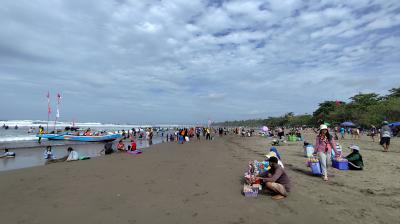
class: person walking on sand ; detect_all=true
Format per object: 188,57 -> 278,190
370,125 -> 377,142
314,124 -> 339,181
380,121 -> 392,152
340,127 -> 345,139
257,156 -> 291,200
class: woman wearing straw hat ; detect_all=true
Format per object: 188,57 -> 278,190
314,124 -> 338,181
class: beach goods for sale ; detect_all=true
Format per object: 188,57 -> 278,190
332,158 -> 349,170
311,162 -> 322,175
308,158 -> 322,175
243,184 -> 258,197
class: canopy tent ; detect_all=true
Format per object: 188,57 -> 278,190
389,122 -> 400,127
341,121 -> 356,127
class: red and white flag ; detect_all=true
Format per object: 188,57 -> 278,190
46,91 -> 51,115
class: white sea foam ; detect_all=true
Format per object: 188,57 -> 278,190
0,120 -> 185,128
0,135 -> 37,142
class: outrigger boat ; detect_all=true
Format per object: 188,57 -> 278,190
37,133 -> 121,142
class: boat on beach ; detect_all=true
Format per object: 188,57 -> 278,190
37,133 -> 121,142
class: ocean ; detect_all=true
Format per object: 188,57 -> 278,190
0,120 -> 184,143
0,120 -> 186,171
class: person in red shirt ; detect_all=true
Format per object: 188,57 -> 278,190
130,140 -> 137,151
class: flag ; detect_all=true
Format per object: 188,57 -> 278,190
47,91 -> 51,115
57,93 -> 61,104
56,93 -> 61,118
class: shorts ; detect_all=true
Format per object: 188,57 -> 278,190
380,137 -> 390,145
269,182 -> 288,196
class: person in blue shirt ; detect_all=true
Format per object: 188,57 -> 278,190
340,127 -> 345,139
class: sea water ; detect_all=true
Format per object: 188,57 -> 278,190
0,120 -> 186,171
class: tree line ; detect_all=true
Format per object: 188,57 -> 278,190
216,87 -> 400,128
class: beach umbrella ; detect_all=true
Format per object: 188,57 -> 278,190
389,122 -> 400,127
341,121 -> 356,127
262,126 -> 269,132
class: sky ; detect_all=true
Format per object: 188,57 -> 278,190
0,0 -> 400,124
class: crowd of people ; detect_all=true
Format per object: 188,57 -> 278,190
243,119 -> 397,201
2,126 -> 217,164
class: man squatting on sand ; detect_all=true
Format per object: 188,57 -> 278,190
257,156 -> 291,200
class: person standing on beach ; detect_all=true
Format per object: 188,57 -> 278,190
339,127 -> 345,139
196,128 -> 201,141
38,125 -> 44,144
314,124 -> 338,181
380,121 -> 392,152
206,128 -> 211,140
370,125 -> 377,142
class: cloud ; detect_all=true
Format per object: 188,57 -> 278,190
0,0 -> 399,123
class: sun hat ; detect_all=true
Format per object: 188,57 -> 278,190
265,151 -> 277,158
319,124 -> 328,130
349,145 -> 360,151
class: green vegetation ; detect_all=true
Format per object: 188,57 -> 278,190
216,87 -> 400,128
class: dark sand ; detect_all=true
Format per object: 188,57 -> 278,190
0,133 -> 399,224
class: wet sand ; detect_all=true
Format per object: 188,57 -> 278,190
0,133 -> 399,224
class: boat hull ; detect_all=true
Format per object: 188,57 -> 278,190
37,134 -> 121,142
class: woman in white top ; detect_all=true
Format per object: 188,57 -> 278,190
66,147 -> 79,161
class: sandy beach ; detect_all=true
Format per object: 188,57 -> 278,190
0,133 -> 399,224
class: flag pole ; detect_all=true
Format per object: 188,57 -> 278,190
53,93 -> 61,132
46,91 -> 51,133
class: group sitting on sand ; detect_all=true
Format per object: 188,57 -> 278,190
45,146 -> 83,164
102,139 -> 141,155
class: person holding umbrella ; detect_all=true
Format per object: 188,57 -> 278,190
314,124 -> 339,181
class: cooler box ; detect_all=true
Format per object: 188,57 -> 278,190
332,159 -> 349,170
310,162 -> 322,175
304,145 -> 314,157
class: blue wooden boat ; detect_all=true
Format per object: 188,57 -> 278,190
63,134 -> 121,142
36,134 -> 66,140
37,133 -> 121,142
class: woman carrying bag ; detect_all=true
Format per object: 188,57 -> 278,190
314,124 -> 339,181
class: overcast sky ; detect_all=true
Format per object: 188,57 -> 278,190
1,0 -> 399,124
